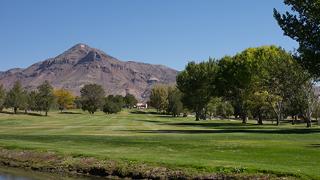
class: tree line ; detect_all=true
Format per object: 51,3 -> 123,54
150,0 -> 320,128
149,46 -> 320,127
0,81 -> 138,116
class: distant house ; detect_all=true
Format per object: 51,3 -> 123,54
136,103 -> 148,109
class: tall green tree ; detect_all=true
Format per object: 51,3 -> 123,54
250,46 -> 310,125
124,94 -> 138,109
177,59 -> 218,120
103,95 -> 122,114
247,91 -> 270,125
5,81 -> 25,114
19,90 -> 30,114
0,85 -> 5,112
207,97 -> 234,119
274,0 -> 320,78
27,91 -> 39,112
149,84 -> 168,113
37,81 -> 55,116
80,84 -> 105,114
167,87 -> 183,117
217,46 -> 304,125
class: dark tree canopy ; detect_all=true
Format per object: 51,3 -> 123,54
177,59 -> 218,120
274,0 -> 320,78
5,81 -> 25,114
80,84 -> 105,114
167,87 -> 183,117
103,95 -> 122,114
36,81 -> 55,116
124,94 -> 138,109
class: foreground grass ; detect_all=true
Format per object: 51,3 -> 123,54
0,109 -> 319,179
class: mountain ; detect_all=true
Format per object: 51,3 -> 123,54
0,43 -> 178,101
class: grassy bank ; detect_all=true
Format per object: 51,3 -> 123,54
0,109 -> 319,179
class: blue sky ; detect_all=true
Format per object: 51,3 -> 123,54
0,0 -> 296,71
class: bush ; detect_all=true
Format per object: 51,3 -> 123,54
103,96 -> 122,114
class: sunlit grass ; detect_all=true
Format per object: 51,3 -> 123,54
0,109 -> 319,179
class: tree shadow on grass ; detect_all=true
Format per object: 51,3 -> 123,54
131,119 -> 164,124
59,111 -> 83,115
306,144 -> 320,148
27,112 -> 43,116
126,128 -> 320,134
0,111 -> 43,116
130,110 -> 160,115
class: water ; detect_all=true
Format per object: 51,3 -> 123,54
0,166 -> 102,180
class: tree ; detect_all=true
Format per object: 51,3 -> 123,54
37,81 -> 55,116
247,91 -> 270,125
149,84 -> 168,113
167,87 -> 183,117
299,81 -> 318,127
274,0 -> 320,78
216,101 -> 234,119
113,95 -> 125,108
80,84 -> 105,114
207,97 -> 221,119
103,95 -> 122,114
0,85 -> 5,112
217,46 -> 305,125
207,97 -> 234,119
19,90 -> 30,114
54,88 -> 75,112
259,48 -> 309,125
5,81 -> 25,114
124,94 -> 138,109
74,96 -> 82,109
27,91 -> 39,112
177,59 -> 218,120
312,95 -> 320,125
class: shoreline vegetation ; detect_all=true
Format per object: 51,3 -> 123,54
0,148 -> 299,179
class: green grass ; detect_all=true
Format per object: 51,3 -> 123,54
0,109 -> 319,179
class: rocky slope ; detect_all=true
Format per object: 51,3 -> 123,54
0,43 -> 178,101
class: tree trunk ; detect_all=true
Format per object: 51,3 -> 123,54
292,115 -> 297,125
276,113 -> 282,126
45,111 -> 48,116
242,115 -> 248,124
195,111 -> 200,121
306,118 -> 312,128
14,107 -> 17,114
25,109 -> 27,114
257,115 -> 263,125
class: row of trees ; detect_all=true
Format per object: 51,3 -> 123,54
0,81 -> 55,116
149,84 -> 235,118
0,81 -> 138,116
149,85 -> 183,117
175,46 -> 319,127
79,84 -> 138,114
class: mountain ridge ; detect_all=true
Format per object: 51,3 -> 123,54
0,43 -> 178,101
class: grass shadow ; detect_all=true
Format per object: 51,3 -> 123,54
306,144 -> 320,148
27,112 -> 43,116
130,110 -> 160,115
126,128 -> 320,134
0,111 -> 43,116
59,111 -> 83,115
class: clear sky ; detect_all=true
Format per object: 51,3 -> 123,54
0,0 -> 297,71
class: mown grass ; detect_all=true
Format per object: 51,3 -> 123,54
0,109 -> 319,179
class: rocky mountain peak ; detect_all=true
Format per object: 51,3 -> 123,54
0,44 -> 178,101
